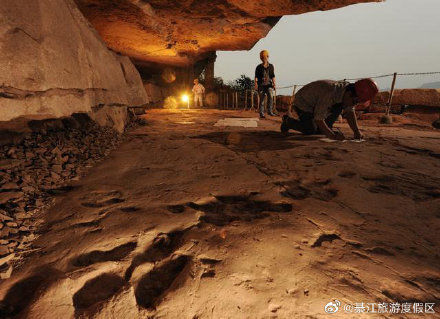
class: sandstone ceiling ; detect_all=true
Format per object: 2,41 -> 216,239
75,0 -> 382,67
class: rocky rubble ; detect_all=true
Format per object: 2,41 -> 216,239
0,114 -> 124,278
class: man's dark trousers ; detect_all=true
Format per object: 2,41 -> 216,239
285,104 -> 343,135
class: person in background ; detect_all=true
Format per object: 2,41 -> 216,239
254,50 -> 276,118
281,78 -> 379,140
192,78 -> 205,108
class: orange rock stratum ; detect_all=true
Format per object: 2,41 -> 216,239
75,0 -> 382,66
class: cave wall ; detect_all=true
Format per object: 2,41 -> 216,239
0,0 -> 148,125
0,0 -> 383,124
74,0 -> 382,67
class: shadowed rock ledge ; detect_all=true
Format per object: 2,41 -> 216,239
75,0 -> 382,66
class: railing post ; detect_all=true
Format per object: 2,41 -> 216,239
257,92 -> 260,113
244,90 -> 248,110
386,73 -> 398,115
289,85 -> 297,114
235,91 -> 238,109
231,91 -> 234,109
235,91 -> 239,109
292,85 -> 297,98
230,91 -> 233,109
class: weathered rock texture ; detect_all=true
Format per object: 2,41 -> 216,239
0,114 -> 124,277
375,89 -> 440,108
1,0 -> 382,122
74,0 -> 381,67
0,0 -> 148,122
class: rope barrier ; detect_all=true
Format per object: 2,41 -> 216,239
342,73 -> 395,81
274,71 -> 440,91
398,71 -> 440,76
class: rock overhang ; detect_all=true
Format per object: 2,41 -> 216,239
74,0 -> 383,67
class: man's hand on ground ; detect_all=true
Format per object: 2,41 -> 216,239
329,131 -> 345,141
354,130 -> 364,140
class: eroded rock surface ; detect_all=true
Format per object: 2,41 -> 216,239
0,0 -> 148,122
75,0 -> 381,66
0,110 -> 439,318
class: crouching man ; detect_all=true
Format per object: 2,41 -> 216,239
281,79 -> 379,140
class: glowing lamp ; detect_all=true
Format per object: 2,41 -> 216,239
181,94 -> 190,109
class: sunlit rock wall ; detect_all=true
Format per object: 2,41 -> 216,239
0,0 -> 148,123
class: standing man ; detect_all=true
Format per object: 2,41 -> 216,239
255,50 -> 276,118
192,78 -> 205,108
281,79 -> 379,140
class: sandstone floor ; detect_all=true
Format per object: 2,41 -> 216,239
1,109 -> 439,318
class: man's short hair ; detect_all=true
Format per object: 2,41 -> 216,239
260,50 -> 269,60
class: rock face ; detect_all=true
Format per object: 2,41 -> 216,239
74,0 -> 381,67
1,0 -> 382,124
0,114 -> 124,277
0,0 -> 148,123
375,89 -> 440,108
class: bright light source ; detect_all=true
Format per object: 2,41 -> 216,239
181,94 -> 189,102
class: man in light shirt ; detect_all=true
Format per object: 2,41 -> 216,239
281,79 -> 379,140
192,79 -> 205,108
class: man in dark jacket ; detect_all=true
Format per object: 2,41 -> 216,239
281,79 -> 379,140
254,50 -> 276,118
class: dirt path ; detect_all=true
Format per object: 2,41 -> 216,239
1,109 -> 439,318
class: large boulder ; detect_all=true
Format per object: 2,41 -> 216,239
0,0 -> 148,126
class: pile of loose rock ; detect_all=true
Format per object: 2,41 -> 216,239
0,113 -> 124,278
